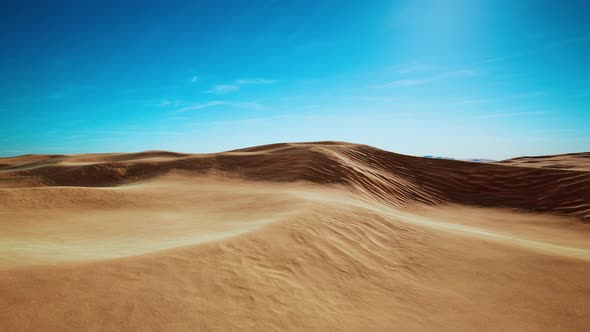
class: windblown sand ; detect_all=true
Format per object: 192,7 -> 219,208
496,151 -> 590,171
1,142 -> 589,331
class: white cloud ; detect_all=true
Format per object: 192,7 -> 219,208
345,95 -> 399,102
374,69 -> 476,89
172,100 -> 264,113
235,79 -> 278,85
174,101 -> 225,113
159,99 -> 181,107
474,111 -> 551,119
456,92 -> 543,105
206,78 -> 279,94
206,85 -> 240,94
456,98 -> 489,105
374,78 -> 432,88
191,76 -> 199,83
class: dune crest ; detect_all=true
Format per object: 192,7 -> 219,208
497,152 -> 590,171
2,142 -> 589,220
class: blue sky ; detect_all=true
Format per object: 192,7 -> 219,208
1,0 -> 589,159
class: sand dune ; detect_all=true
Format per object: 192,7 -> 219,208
1,142 -> 589,331
497,152 -> 590,172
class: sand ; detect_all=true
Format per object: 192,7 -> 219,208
496,152 -> 590,171
1,142 -> 589,331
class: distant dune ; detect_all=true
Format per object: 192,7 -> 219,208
496,152 -> 590,172
1,142 -> 589,331
2,142 -> 588,220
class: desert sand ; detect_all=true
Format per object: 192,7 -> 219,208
1,141 -> 589,331
496,152 -> 590,171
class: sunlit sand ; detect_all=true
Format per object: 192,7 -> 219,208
1,142 -> 589,330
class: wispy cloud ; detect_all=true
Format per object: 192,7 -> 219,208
374,69 -> 476,89
207,85 -> 240,94
172,100 -> 264,113
375,78 -> 432,88
235,79 -> 278,85
159,99 -> 182,107
455,99 -> 489,106
174,101 -> 226,113
206,78 -> 279,94
344,95 -> 399,102
191,76 -> 199,83
474,111 -> 551,119
456,92 -> 543,105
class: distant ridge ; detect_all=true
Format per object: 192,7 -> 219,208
1,141 -> 589,221
424,156 -> 497,163
497,152 -> 590,171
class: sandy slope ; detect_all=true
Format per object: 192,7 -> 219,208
1,142 -> 589,331
497,152 -> 590,171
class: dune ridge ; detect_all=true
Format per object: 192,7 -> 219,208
497,152 -> 590,171
2,141 -> 589,221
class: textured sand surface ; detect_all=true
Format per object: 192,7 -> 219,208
1,142 -> 589,331
497,152 -> 590,171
